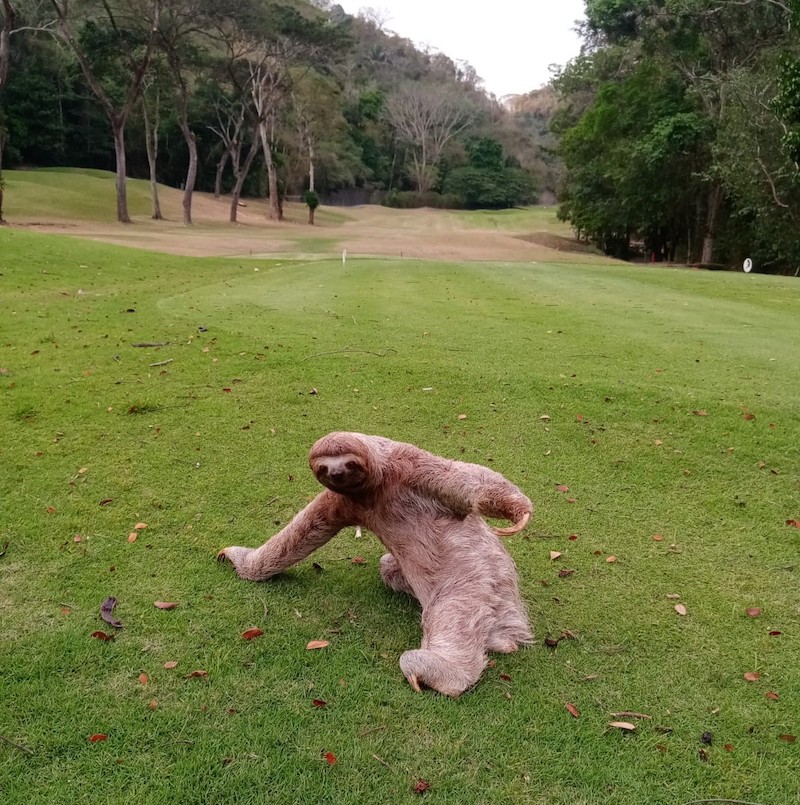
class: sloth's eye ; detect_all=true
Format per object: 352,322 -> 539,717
318,464 -> 328,474
345,461 -> 359,471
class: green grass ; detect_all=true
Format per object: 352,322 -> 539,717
451,206 -> 567,232
1,226 -> 800,805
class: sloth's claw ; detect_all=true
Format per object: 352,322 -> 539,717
406,674 -> 422,693
492,510 -> 531,537
216,548 -> 230,563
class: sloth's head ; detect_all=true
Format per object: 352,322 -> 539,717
309,432 -> 383,495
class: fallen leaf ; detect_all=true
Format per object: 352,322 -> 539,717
91,630 -> 115,641
88,734 -> 108,743
412,779 -> 431,794
222,387 -> 232,393
568,534 -> 578,541
148,699 -> 158,710
566,497 -> 577,503
724,743 -> 734,752
699,748 -> 709,762
693,410 -> 708,416
457,413 -> 467,420
765,691 -> 780,701
309,388 -> 319,396
154,601 -> 179,610
100,597 -> 123,629
163,661 -> 178,669
779,734 -> 797,743
78,467 -> 88,474
558,568 -> 576,578
565,702 -> 580,718
674,604 -> 688,616
185,670 -> 209,678
609,721 -> 636,731
539,414 -> 551,421
73,535 -> 83,543
656,744 -> 667,753
666,594 -> 681,600
312,699 -> 327,708
746,607 -> 762,618
99,498 -> 113,506
556,484 -> 570,493
46,506 -> 56,514
138,673 -> 149,685
351,556 -> 366,565
769,630 -> 782,636
606,555 -> 618,563
499,673 -> 511,682
127,533 -> 138,543
743,412 -> 756,421
307,640 -> 330,650
323,751 -> 337,765
652,534 -> 664,542
549,551 -> 562,561
60,607 -> 71,615
544,636 -> 561,648
654,439 -> 663,446
786,519 -> 800,528
241,627 -> 264,640
134,522 -> 148,530
743,671 -> 761,682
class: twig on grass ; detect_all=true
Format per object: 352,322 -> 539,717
300,348 -> 397,362
359,725 -> 387,736
682,800 -> 766,805
131,342 -> 169,348
0,735 -> 34,755
372,753 -> 394,771
149,359 -> 173,367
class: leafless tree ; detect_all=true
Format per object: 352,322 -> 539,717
387,84 -> 472,193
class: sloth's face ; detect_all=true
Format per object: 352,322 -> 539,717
311,452 -> 370,495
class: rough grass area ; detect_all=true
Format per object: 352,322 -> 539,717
1,226 -> 799,805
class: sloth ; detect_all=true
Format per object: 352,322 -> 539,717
218,431 -> 533,697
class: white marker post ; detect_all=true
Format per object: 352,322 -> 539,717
342,249 -> 347,265
743,258 -> 753,273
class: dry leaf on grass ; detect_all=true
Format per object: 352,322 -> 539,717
413,780 -> 431,794
241,628 -> 264,640
323,751 -> 337,765
100,597 -> 123,628
127,533 -> 138,543
765,691 -> 780,701
154,601 -> 179,610
608,721 -> 636,731
606,555 -> 618,563
163,661 -> 178,669
185,670 -> 209,678
746,607 -> 762,618
138,673 -> 149,685
134,522 -> 148,530
556,484 -> 569,493
779,734 -> 797,743
549,551 -> 562,561
312,699 -> 327,708
674,604 -> 688,616
743,671 -> 761,682
88,734 -> 108,743
307,640 -> 330,650
565,702 -> 580,718
91,630 -> 115,641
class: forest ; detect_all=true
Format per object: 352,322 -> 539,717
1,1 -> 799,273
0,0 -> 554,224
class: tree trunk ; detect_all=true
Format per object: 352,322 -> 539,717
214,148 -> 230,199
308,206 -> 315,225
229,136 -> 260,223
142,97 -> 162,220
259,120 -> 282,221
0,126 -> 5,223
701,182 -> 723,265
308,141 -> 315,193
178,119 -> 197,226
111,117 -> 131,224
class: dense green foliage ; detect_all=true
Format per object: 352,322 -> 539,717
554,0 -> 800,273
0,0 -> 543,211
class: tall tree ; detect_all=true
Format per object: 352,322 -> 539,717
49,0 -> 161,223
387,84 -> 472,193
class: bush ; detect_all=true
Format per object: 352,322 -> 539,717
382,190 -> 462,209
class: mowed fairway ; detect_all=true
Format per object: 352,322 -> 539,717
1,203 -> 800,804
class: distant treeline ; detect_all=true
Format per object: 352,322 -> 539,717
0,0 -> 559,223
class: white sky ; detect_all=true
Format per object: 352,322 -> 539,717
337,1 -> 587,98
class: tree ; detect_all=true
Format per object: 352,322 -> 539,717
387,83 -> 472,193
49,0 -> 161,223
303,187 -> 318,223
0,0 -> 16,90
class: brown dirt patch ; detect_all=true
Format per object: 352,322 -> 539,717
13,184 -> 608,264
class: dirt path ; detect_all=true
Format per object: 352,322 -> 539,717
19,184 -> 601,264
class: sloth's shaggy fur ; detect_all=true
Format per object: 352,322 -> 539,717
219,432 -> 533,697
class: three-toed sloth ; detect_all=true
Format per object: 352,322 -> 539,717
218,431 -> 533,697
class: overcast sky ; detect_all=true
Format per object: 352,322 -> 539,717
336,1 -> 587,98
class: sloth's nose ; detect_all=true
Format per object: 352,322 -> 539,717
330,469 -> 345,481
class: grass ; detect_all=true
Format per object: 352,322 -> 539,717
1,221 -> 799,805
